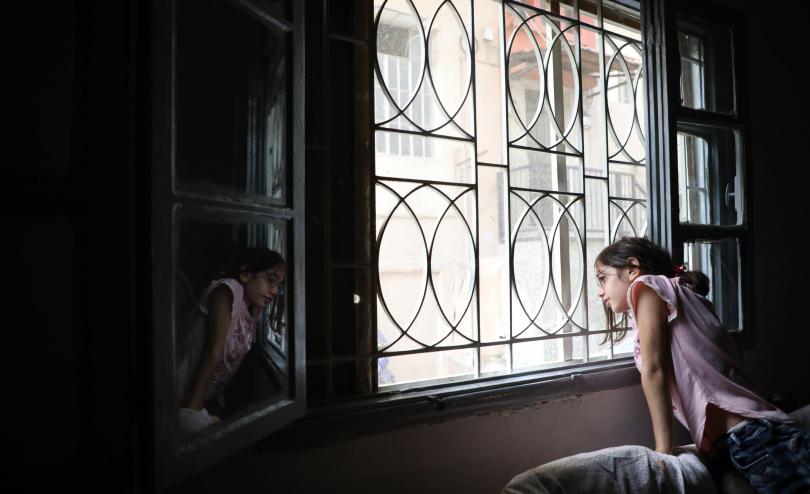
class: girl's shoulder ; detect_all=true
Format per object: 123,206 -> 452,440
199,278 -> 246,317
627,275 -> 678,323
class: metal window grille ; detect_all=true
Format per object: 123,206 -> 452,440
372,0 -> 648,389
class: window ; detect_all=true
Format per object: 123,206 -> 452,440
371,0 -> 647,389
672,8 -> 750,334
150,0 -> 305,487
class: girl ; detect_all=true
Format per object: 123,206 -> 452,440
595,236 -> 809,493
176,247 -> 286,435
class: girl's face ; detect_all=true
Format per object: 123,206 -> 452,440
594,261 -> 639,314
240,264 -> 286,309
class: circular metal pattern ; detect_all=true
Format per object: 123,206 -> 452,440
505,5 -> 581,153
376,181 -> 477,352
371,1 -> 650,381
374,0 -> 475,138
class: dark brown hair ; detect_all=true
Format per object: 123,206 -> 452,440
596,236 -> 709,344
225,246 -> 285,277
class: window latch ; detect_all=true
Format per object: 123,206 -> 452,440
724,177 -> 737,211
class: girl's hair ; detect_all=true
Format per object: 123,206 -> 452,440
223,246 -> 286,278
596,236 -> 709,344
224,246 -> 287,334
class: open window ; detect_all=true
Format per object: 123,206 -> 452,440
670,3 -> 752,337
149,0 -> 305,488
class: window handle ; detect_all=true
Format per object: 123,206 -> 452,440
724,178 -> 736,211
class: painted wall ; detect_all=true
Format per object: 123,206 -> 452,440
170,385 -> 690,493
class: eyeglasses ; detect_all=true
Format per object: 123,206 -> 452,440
594,266 -> 617,289
258,271 -> 286,295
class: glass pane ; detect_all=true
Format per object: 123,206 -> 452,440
511,0 -> 576,19
379,349 -> 476,388
679,32 -> 705,110
176,0 -> 288,203
585,178 -> 609,331
609,198 -> 647,241
369,0 -> 647,390
510,148 -> 583,194
375,181 -> 477,352
175,214 -> 289,439
510,191 -> 585,337
375,0 -> 473,138
478,166 -> 510,343
678,24 -> 734,113
603,1 -> 641,41
505,7 -> 581,152
608,163 -> 646,200
605,35 -> 645,165
480,344 -> 510,376
579,0 -> 599,28
582,26 -> 607,177
677,125 -> 742,225
683,238 -> 741,330
375,131 -> 474,183
513,336 -> 584,371
475,0 -> 506,165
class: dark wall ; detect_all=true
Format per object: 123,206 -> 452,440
8,0 -> 807,492
7,0 -> 145,490
736,1 -> 810,406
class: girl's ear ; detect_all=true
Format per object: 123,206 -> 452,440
626,256 -> 641,278
237,264 -> 252,283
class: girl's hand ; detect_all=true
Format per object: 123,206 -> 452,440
177,407 -> 218,435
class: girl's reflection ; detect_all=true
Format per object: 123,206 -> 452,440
176,247 -> 286,435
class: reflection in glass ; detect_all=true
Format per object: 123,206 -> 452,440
677,126 -> 741,225
679,32 -> 705,109
677,25 -> 734,113
684,239 -> 741,330
174,216 -> 288,437
677,132 -> 709,223
176,0 -> 287,203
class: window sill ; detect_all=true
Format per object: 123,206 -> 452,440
259,358 -> 640,451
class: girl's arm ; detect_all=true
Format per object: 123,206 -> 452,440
634,283 -> 675,454
181,284 -> 234,411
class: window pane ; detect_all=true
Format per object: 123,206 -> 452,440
175,213 -> 289,438
602,1 -> 641,41
582,26 -> 607,177
683,238 -> 741,330
380,349 -> 476,388
375,131 -> 475,183
677,125 -> 742,225
678,25 -> 734,113
679,32 -> 705,110
372,0 -> 646,390
474,0 -> 507,165
375,0 -> 473,138
176,0 -> 287,203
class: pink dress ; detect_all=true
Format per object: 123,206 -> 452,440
627,274 -> 791,451
176,278 -> 255,408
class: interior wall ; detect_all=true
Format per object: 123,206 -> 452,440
735,1 -> 809,407
170,385 -> 686,493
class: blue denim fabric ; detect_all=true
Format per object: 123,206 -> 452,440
725,418 -> 810,493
